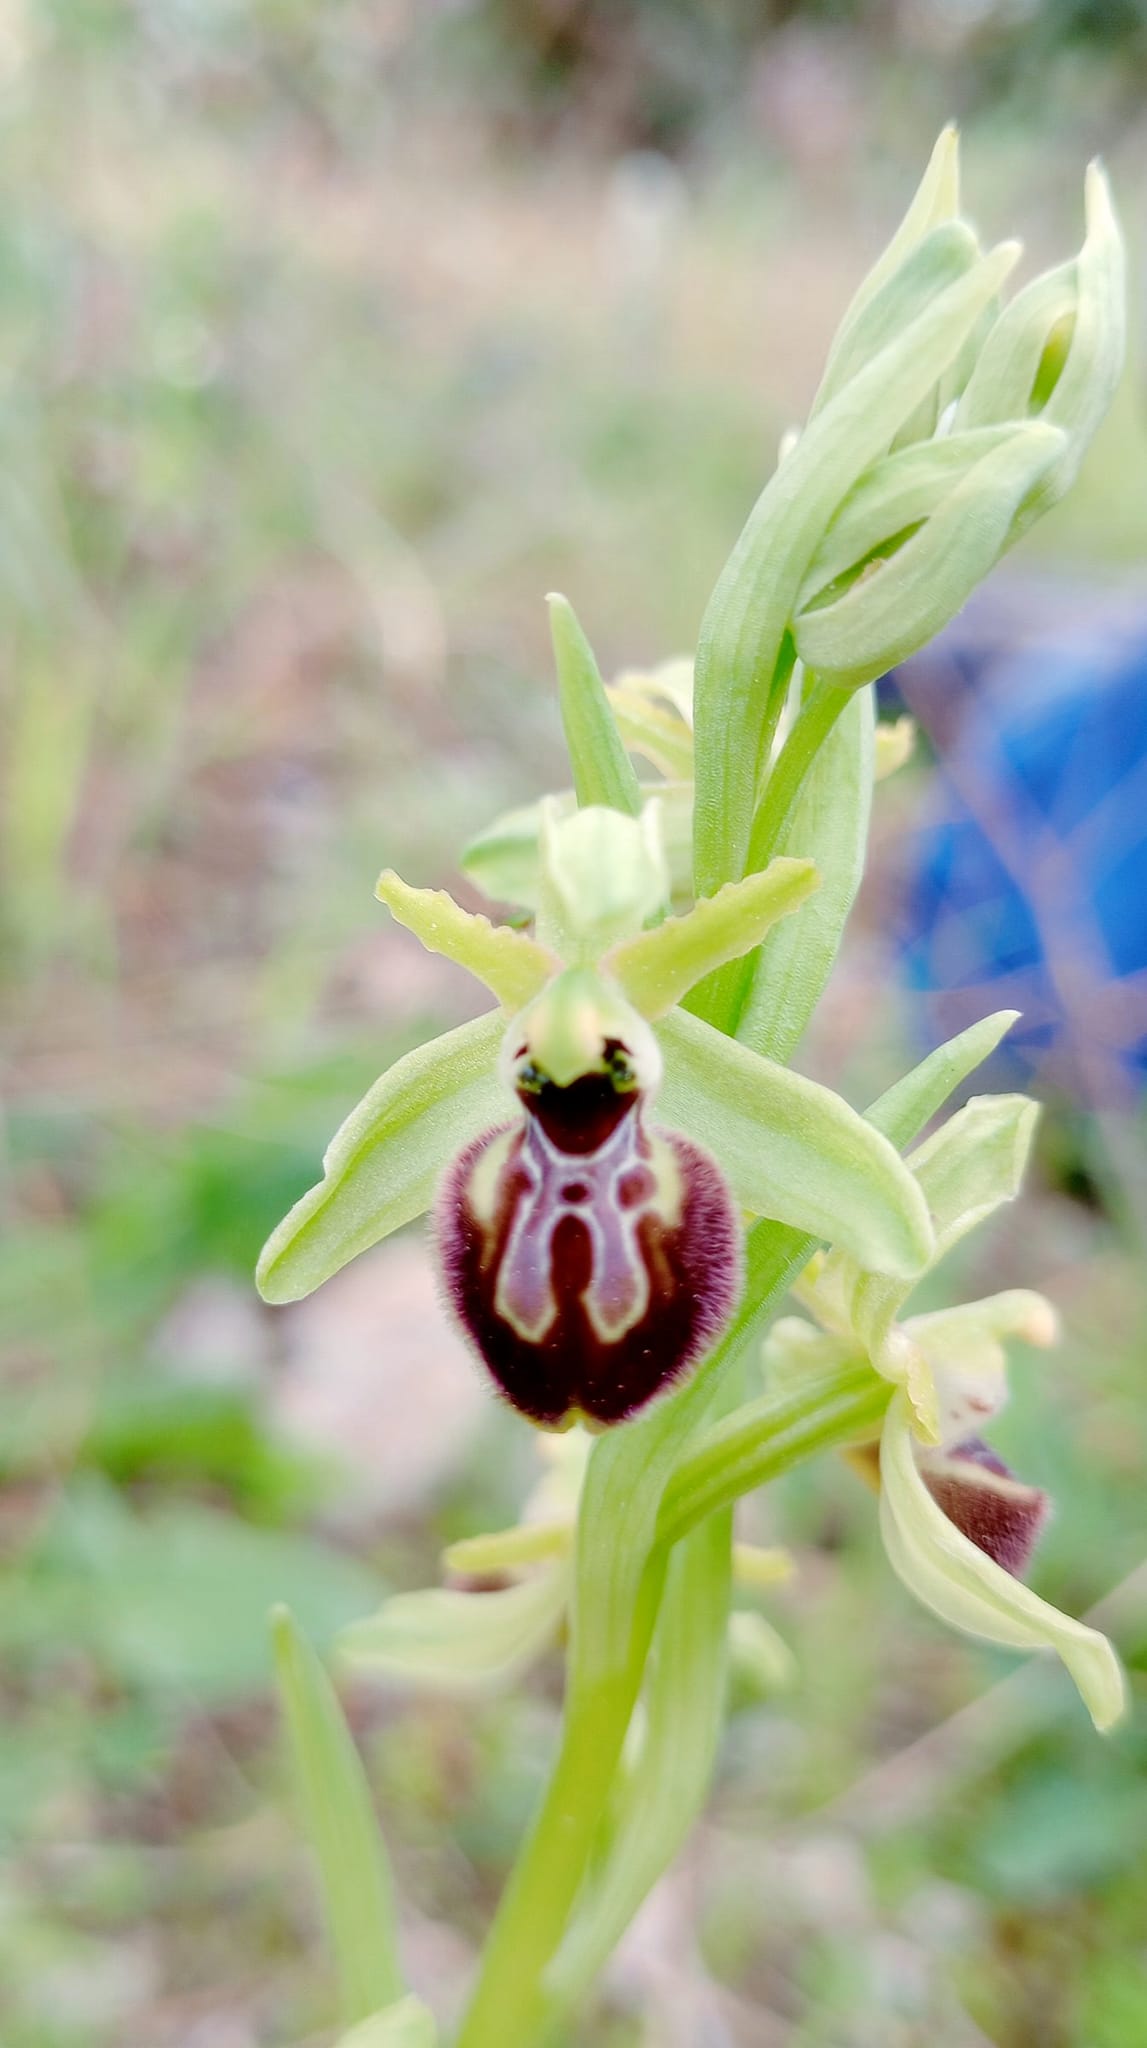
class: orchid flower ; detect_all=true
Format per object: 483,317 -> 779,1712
763,1097 -> 1126,1729
257,797 -> 933,1427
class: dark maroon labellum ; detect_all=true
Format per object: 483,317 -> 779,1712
435,1077 -> 740,1428
923,1436 -> 1050,1578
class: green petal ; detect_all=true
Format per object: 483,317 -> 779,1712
606,857 -> 817,1019
441,1522 -> 571,1576
656,1008 -> 934,1277
336,2000 -> 438,2048
271,1607 -> 405,2022
693,235 -> 1018,892
256,1011 -> 505,1304
338,1562 -> 569,1692
376,870 -> 557,1009
879,1395 -> 1127,1731
548,593 -> 642,817
733,685 -> 873,1062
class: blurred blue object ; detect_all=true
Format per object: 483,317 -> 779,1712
893,585 -> 1147,1107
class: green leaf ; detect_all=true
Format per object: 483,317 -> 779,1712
338,1562 -> 569,1691
879,1394 -> 1126,1731
272,1606 -> 404,2023
656,1007 -> 934,1277
336,2000 -> 437,2048
606,857 -> 817,1019
793,422 -> 1065,690
256,1011 -> 505,1304
375,871 -> 556,1010
546,1513 -> 732,2018
548,593 -> 642,817
692,235 -> 1018,892
733,685 -> 873,1062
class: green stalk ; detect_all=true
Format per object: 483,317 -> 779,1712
658,1364 -> 890,1548
455,1551 -> 667,2048
743,677 -> 854,880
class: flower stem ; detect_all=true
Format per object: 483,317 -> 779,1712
743,675 -> 853,878
455,1552 -> 667,2048
658,1363 -> 890,1547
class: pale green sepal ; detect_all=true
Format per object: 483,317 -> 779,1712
544,1515 -> 732,2017
954,261 -> 1078,431
271,1606 -> 404,2022
655,1007 -> 934,1277
605,857 -> 817,1019
809,219 -> 981,421
1011,162 -> 1125,539
547,593 -> 642,818
693,237 -> 1018,892
879,1394 -> 1127,1731
442,1522 -> 571,1576
797,426 -> 1027,610
256,1011 -> 505,1304
842,1092 -> 1040,1384
461,783 -> 694,915
336,1998 -> 438,2048
734,687 -> 873,1062
864,1009 -> 1020,1146
814,125 -> 961,400
338,1562 -> 569,1692
536,800 -> 668,961
375,870 -> 557,1011
793,423 -> 1065,691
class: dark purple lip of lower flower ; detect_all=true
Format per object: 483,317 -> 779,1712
435,1085 -> 741,1429
922,1435 -> 1051,1578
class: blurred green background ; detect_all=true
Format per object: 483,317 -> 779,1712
2,4 -> 1146,2044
